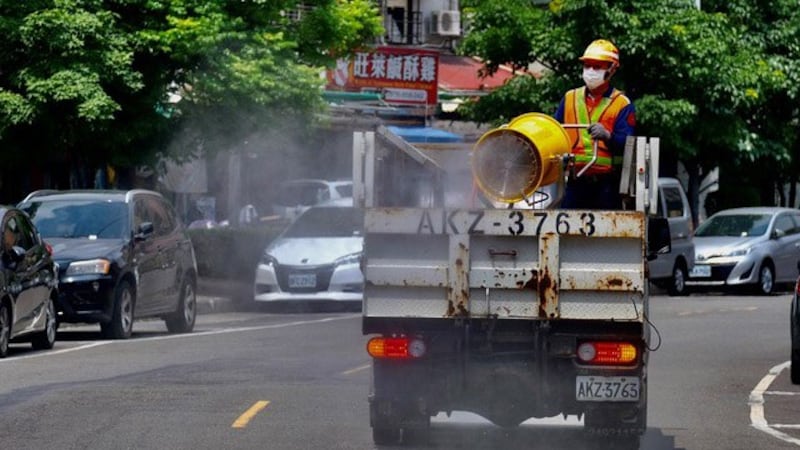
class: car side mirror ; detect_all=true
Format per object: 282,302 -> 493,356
135,222 -> 154,241
772,229 -> 786,239
647,217 -> 671,261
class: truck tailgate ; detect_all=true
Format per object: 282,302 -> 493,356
364,208 -> 647,321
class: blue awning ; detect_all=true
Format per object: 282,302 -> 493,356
387,126 -> 464,143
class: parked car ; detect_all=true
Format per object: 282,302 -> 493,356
0,207 -> 58,357
791,262 -> 800,384
18,190 -> 198,338
687,207 -> 800,295
254,206 -> 363,309
272,179 -> 353,221
649,177 -> 695,296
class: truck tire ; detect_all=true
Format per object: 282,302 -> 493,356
372,426 -> 401,446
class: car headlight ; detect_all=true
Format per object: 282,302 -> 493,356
65,259 -> 111,276
723,247 -> 752,257
334,252 -> 362,266
261,253 -> 278,266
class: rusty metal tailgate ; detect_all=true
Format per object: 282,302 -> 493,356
363,208 -> 647,321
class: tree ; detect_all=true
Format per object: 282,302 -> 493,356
0,0 -> 383,202
458,0 -> 799,221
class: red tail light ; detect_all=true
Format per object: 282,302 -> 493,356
367,337 -> 426,359
45,242 -> 53,256
577,341 -> 637,365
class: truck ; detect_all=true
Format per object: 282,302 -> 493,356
352,113 -> 670,448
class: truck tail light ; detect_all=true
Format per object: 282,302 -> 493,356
577,341 -> 637,365
367,337 -> 426,359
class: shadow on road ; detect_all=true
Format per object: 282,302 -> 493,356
392,423 -> 683,450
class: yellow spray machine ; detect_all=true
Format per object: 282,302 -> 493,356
470,112 -> 597,208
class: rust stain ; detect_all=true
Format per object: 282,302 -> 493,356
446,300 -> 455,317
537,266 -> 557,317
598,276 -> 633,290
455,258 -> 463,267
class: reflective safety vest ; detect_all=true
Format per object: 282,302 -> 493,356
563,87 -> 630,175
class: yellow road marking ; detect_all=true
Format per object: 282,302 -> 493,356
232,400 -> 270,429
341,363 -> 371,376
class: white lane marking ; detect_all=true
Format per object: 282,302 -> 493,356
677,306 -> 758,317
749,361 -> 800,445
0,315 -> 359,362
764,391 -> 800,396
0,342 -> 110,363
116,314 -> 360,344
341,363 -> 371,376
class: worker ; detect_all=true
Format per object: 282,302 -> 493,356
554,39 -> 636,209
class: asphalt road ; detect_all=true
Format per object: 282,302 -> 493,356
0,293 -> 799,450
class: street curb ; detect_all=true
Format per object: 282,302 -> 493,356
197,295 -> 238,314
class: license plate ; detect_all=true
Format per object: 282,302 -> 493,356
576,376 -> 640,402
288,273 -> 316,288
690,265 -> 711,278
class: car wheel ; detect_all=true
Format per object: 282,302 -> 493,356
31,297 -> 56,350
165,278 -> 196,333
0,301 -> 10,358
668,262 -> 689,296
756,263 -> 775,296
102,280 -> 134,339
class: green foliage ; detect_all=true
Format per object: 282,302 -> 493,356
459,0 -> 800,204
0,0 -> 383,186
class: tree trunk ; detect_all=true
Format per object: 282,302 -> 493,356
685,160 -> 701,229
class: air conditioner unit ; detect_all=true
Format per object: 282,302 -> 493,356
432,10 -> 461,36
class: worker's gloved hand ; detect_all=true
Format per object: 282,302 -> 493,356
588,123 -> 611,141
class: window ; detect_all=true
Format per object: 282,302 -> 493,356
662,187 -> 685,218
773,214 -> 796,237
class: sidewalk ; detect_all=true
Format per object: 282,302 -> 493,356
196,277 -> 249,314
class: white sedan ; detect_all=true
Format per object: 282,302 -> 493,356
254,206 -> 363,308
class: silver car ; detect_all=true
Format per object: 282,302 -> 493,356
649,178 -> 695,296
687,207 -> 800,294
271,179 -> 353,221
254,206 -> 363,308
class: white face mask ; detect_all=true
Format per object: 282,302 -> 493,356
583,67 -> 607,90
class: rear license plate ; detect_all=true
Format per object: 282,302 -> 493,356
690,265 -> 711,278
288,273 -> 316,288
576,376 -> 640,402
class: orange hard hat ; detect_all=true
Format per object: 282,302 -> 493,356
579,39 -> 620,66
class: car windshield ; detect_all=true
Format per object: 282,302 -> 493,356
21,199 -> 129,239
694,213 -> 771,237
283,207 -> 363,238
336,183 -> 353,197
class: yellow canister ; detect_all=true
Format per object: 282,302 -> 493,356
471,113 -> 571,203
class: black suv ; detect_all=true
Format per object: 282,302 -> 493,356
18,190 -> 198,339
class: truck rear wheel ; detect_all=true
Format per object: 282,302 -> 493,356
372,426 -> 401,446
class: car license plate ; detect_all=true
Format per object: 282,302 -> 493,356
690,265 -> 711,278
288,273 -> 316,288
576,376 -> 640,402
